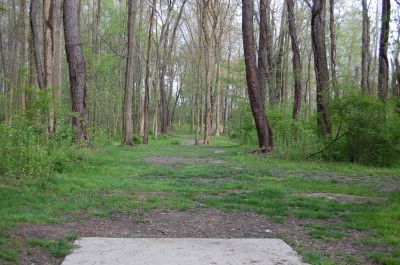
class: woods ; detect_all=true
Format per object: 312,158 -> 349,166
1,1 -> 400,264
0,0 -> 399,166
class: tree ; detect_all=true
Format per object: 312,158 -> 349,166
200,0 -> 212,145
361,0 -> 371,94
329,0 -> 338,97
258,0 -> 269,107
311,0 -> 331,136
30,0 -> 45,89
64,0 -> 89,143
377,0 -> 391,100
122,0 -> 138,146
286,0 -> 302,120
242,0 -> 273,152
143,0 -> 157,144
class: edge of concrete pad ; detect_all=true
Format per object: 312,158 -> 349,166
62,237 -> 309,265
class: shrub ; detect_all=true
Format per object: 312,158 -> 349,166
329,93 -> 400,166
0,90 -> 84,179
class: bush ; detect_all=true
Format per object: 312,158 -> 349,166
0,115 -> 84,179
228,93 -> 400,166
229,101 -> 321,160
0,90 -> 85,179
329,93 -> 400,166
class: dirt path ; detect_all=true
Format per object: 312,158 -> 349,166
18,208 -> 380,265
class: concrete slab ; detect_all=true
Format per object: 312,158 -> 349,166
62,238 -> 308,265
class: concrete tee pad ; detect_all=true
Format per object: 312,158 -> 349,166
62,238 -> 308,265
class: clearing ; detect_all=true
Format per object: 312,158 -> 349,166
1,135 -> 400,265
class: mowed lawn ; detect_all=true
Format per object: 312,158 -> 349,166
1,135 -> 400,265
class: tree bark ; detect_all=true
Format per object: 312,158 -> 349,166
51,0 -> 63,111
0,14 -> 6,94
63,0 -> 89,143
329,0 -> 338,97
122,0 -> 138,145
286,0 -> 302,121
361,0 -> 371,94
395,58 -> 400,97
143,0 -> 157,144
201,0 -> 212,145
311,0 -> 331,136
273,4 -> 287,105
242,0 -> 273,152
258,0 -> 269,107
377,0 -> 390,100
30,0 -> 45,89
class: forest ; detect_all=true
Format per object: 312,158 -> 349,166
1,0 -> 400,264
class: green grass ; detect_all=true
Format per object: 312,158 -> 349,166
1,133 -> 400,264
28,232 -> 78,258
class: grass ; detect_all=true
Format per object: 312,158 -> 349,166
1,133 -> 400,264
28,232 -> 78,258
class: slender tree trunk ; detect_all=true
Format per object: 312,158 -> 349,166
0,14 -> 6,94
92,0 -> 101,128
286,0 -> 302,121
195,60 -> 200,145
395,58 -> 400,97
51,0 -> 63,118
329,0 -> 338,97
63,0 -> 89,143
143,0 -> 157,144
122,0 -> 138,145
242,0 -> 273,152
258,0 -> 269,106
372,1 -> 380,92
17,0 -> 27,112
377,0 -> 390,100
201,0 -> 212,145
311,0 -> 331,136
273,4 -> 287,105
361,0 -> 371,94
30,0 -> 45,89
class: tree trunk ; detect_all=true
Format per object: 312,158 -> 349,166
51,0 -> 63,116
258,0 -> 269,106
92,0 -> 101,128
0,14 -> 6,94
286,0 -> 302,121
63,0 -> 89,143
30,0 -> 45,89
395,58 -> 400,97
329,0 -> 338,97
201,0 -> 212,145
242,0 -> 273,152
273,4 -> 287,105
377,0 -> 390,100
122,0 -> 138,146
143,0 -> 157,144
361,0 -> 371,94
311,0 -> 331,136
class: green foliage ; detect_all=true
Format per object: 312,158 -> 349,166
90,127 -> 113,146
329,93 -> 400,166
0,90 -> 85,179
229,101 -> 258,146
0,93 -> 5,123
229,101 -> 321,160
229,92 -> 400,166
170,139 -> 181,145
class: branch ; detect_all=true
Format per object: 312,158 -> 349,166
303,0 -> 312,9
88,25 -> 127,59
306,121 -> 347,160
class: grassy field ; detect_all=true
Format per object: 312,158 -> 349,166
1,134 -> 400,265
